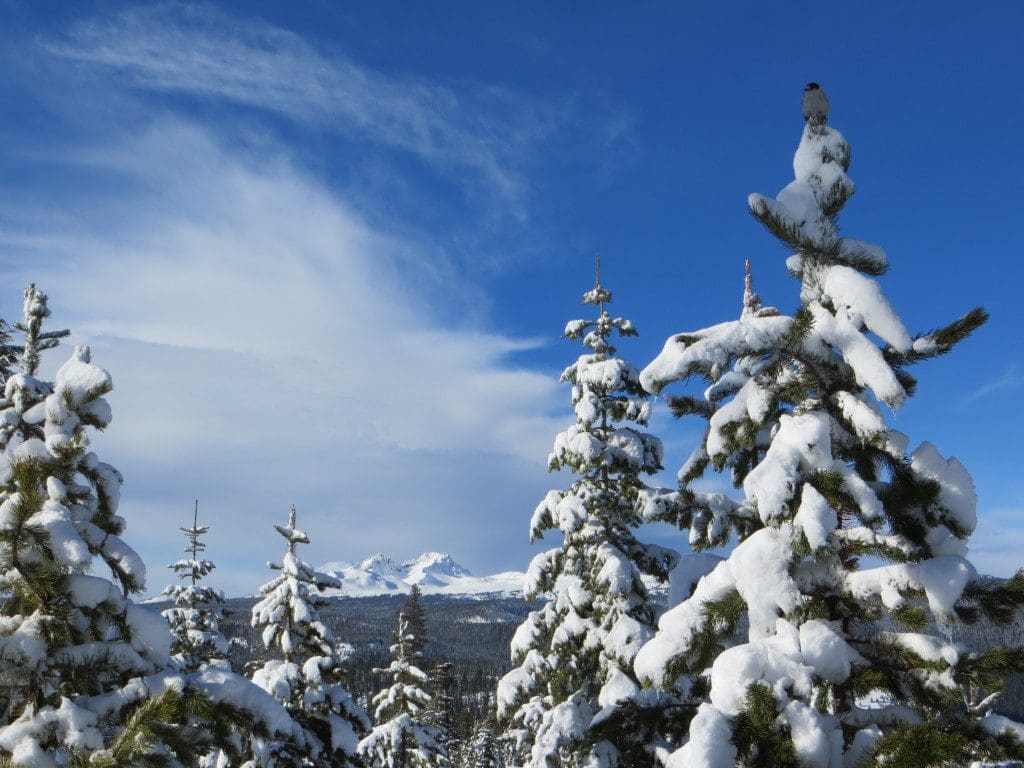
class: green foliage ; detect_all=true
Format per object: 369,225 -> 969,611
887,307 -> 989,366
748,198 -> 830,257
871,720 -> 1024,768
957,572 -> 1024,626
871,724 -> 974,768
847,667 -> 892,699
807,470 -> 857,520
731,683 -> 800,768
588,691 -> 695,767
73,688 -> 203,768
667,394 -> 715,419
818,175 -> 855,219
657,589 -> 745,683
957,645 -> 1024,692
832,244 -> 888,276
890,604 -> 929,631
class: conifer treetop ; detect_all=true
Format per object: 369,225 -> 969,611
15,284 -> 70,377
0,284 -> 70,451
741,258 -> 761,318
168,499 -> 216,586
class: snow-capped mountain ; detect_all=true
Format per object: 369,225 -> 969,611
317,552 -> 524,597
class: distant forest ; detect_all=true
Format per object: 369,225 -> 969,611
202,589 -> 1024,733
217,592 -> 539,743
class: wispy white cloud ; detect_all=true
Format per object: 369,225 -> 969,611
0,117 -> 563,596
0,5 -> 639,595
43,4 -> 606,215
964,364 -> 1023,403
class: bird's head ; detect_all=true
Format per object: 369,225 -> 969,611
804,82 -> 821,92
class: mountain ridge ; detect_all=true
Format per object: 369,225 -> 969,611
317,552 -> 524,597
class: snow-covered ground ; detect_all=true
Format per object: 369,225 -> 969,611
316,552 -> 526,597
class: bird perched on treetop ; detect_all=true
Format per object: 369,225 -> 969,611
802,82 -> 829,126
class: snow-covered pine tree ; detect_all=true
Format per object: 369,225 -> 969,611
162,500 -> 229,674
358,611 -> 448,768
633,86 -> 1024,768
622,260 -> 787,757
465,718 -> 503,768
0,285 -> 70,451
496,259 -> 678,767
0,335 -> 294,766
652,259 -> 783,516
250,505 -> 369,767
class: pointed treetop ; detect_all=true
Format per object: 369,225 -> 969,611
741,258 -> 762,318
179,500 -> 209,544
273,504 -> 310,556
583,251 -> 612,307
13,283 -> 69,376
23,284 -> 47,319
169,499 -> 215,587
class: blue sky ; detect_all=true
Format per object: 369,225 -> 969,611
1,1 -> 1022,595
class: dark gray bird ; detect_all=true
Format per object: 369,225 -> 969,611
802,82 -> 829,125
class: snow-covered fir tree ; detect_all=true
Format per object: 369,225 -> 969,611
0,341 -> 190,764
358,611 -> 448,768
496,260 -> 678,767
464,718 -> 504,768
633,86 -> 1024,768
639,259 -> 785,601
250,505 -> 369,767
0,285 -> 69,451
162,500 -> 229,675
0,324 -> 294,765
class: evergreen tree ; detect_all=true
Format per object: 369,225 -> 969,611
0,333 -> 291,765
0,284 -> 69,451
427,661 -> 456,759
633,86 -> 1024,768
496,260 -> 677,767
402,585 -> 427,658
358,612 -> 447,768
465,719 -> 503,768
498,730 -> 528,768
250,505 -> 369,767
635,259 -> 783,681
162,500 -> 229,674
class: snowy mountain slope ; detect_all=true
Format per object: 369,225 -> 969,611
404,552 -> 470,585
316,552 -> 525,597
316,551 -> 669,599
